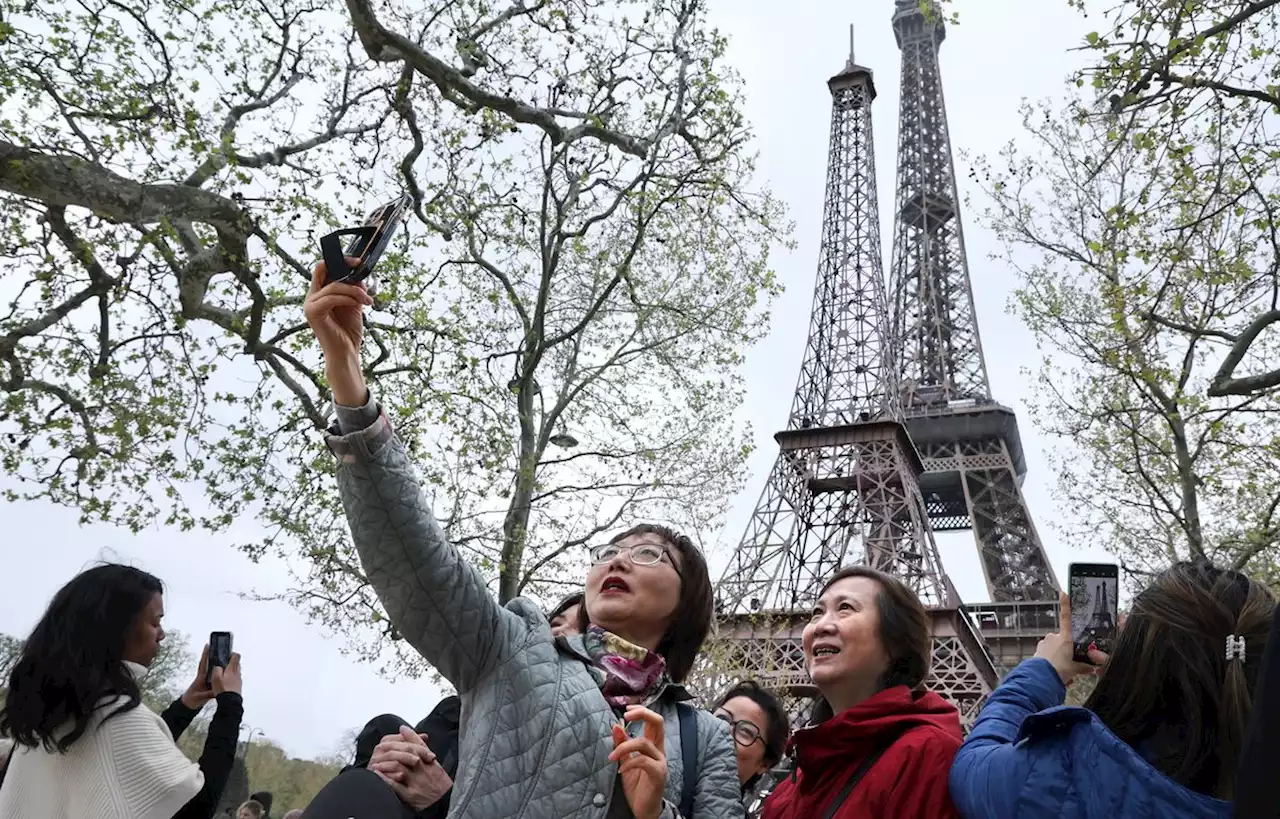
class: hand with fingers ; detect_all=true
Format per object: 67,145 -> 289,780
609,706 -> 669,819
180,644 -> 218,709
368,726 -> 452,811
210,653 -> 242,696
303,256 -> 374,407
1035,592 -> 1109,685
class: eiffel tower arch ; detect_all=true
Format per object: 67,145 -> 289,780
703,28 -> 996,734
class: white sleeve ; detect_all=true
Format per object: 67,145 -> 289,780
92,703 -> 204,819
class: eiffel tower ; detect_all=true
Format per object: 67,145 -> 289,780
706,23 -> 996,730
888,0 -> 1060,670
1084,582 -> 1116,635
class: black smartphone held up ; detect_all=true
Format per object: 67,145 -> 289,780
1068,563 -> 1119,663
320,193 -> 413,286
205,631 -> 234,687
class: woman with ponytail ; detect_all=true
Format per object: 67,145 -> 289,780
950,560 -> 1274,819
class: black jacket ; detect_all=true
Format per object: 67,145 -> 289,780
347,696 -> 460,819
167,692 -> 245,819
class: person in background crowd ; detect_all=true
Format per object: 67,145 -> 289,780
237,800 -> 264,819
548,592 -> 585,637
712,681 -> 790,803
950,560 -> 1275,819
249,791 -> 272,818
320,593 -> 589,819
0,564 -> 244,819
762,566 -> 963,819
303,257 -> 741,819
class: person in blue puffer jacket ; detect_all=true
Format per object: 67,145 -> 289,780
950,560 -> 1274,819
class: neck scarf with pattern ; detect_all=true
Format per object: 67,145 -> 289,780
581,625 -> 669,708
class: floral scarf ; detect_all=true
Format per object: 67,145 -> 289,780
581,625 -> 669,708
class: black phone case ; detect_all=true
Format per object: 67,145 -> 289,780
205,634 -> 233,687
321,194 -> 413,285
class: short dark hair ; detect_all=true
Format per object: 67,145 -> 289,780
1085,560 -> 1274,798
0,563 -> 163,753
817,565 -> 931,691
578,523 -> 713,683
548,591 -> 584,621
715,680 -> 791,767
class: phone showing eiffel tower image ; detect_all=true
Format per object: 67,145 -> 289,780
1068,563 -> 1119,663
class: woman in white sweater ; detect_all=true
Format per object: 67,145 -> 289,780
0,564 -> 244,819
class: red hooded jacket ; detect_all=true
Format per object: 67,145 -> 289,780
762,686 -> 963,819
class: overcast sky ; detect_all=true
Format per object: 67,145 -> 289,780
0,0 -> 1109,760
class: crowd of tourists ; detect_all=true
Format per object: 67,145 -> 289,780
1,259 -> 1277,818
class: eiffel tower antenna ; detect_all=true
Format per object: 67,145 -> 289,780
887,0 -> 1060,670
703,23 -> 996,731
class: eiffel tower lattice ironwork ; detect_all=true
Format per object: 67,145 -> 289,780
887,0 -> 1060,670
706,27 -> 997,733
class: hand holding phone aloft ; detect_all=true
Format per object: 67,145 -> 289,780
1034,591 -> 1109,686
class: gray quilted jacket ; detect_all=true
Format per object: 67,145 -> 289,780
326,399 -> 744,819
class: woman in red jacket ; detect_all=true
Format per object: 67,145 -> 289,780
762,566 -> 962,819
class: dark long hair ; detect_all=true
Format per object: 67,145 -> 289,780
715,680 -> 791,778
1085,560 -> 1274,799
579,523 -> 714,682
0,564 -> 164,753
806,565 -> 931,724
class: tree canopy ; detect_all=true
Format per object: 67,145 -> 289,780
971,0 -> 1280,575
0,0 -> 786,671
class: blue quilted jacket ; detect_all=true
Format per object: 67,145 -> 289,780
325,398 -> 742,819
949,658 -> 1231,819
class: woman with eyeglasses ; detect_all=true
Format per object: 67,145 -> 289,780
712,682 -> 790,808
301,259 -> 742,819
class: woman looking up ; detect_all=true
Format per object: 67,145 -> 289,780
711,681 -> 790,806
0,564 -> 243,819
302,259 -> 741,819
950,560 -> 1275,819
762,566 -> 963,819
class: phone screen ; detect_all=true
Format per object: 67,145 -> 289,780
206,631 -> 233,686
1068,563 -> 1118,662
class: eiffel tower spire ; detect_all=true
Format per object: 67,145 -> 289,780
704,26 -> 996,728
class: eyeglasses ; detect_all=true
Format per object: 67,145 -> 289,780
589,541 -> 683,580
713,710 -> 763,748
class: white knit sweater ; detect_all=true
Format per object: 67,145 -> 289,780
0,662 -> 203,819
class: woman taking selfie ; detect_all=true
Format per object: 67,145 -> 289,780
711,682 -> 790,807
950,561 -> 1274,819
303,260 -> 740,819
761,566 -> 963,819
0,564 -> 244,819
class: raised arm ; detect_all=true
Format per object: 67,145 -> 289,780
948,658 -> 1062,819
305,259 -> 528,691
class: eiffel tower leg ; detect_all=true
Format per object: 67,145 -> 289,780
952,437 -> 1060,671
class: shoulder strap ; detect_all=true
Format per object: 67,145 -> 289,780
676,703 -> 698,817
821,730 -> 903,819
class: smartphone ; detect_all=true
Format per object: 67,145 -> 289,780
206,631 -> 234,687
1068,563 -> 1118,663
321,193 -> 413,285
